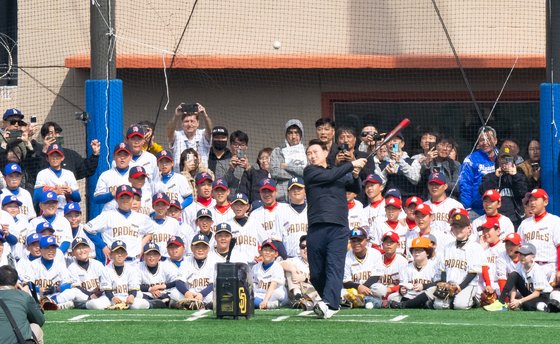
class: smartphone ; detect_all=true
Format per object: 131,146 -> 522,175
392,143 -> 399,153
339,143 -> 349,152
504,156 -> 514,165
56,136 -> 64,145
237,149 -> 246,159
181,103 -> 198,113
9,130 -> 22,139
432,166 -> 441,173
531,162 -> 540,170
428,142 -> 436,150
30,116 -> 37,124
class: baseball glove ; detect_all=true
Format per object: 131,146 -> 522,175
343,288 -> 365,308
479,290 -> 497,307
433,282 -> 459,300
106,302 -> 129,310
178,298 -> 205,310
291,294 -> 315,311
40,297 -> 59,311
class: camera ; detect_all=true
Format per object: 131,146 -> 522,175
7,130 -> 22,142
504,156 -> 514,165
339,143 -> 349,152
181,103 -> 198,113
361,131 -> 382,141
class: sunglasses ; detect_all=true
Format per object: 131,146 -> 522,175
299,244 -> 307,249
9,120 -> 25,126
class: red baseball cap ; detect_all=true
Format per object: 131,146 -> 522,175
530,188 -> 549,201
477,217 -> 499,231
414,203 -> 432,216
405,196 -> 423,208
482,189 -> 501,202
382,231 -> 400,243
385,197 -> 402,209
504,233 -> 521,246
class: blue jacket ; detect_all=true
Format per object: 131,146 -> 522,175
458,149 -> 496,215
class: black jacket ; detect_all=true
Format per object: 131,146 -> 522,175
238,167 -> 270,203
479,168 -> 528,226
304,162 -> 361,227
36,143 -> 99,180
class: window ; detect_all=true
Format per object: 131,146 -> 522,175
0,0 -> 17,87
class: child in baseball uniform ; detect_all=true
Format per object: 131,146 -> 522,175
347,191 -> 368,232
379,231 -> 409,300
29,191 -> 72,255
281,235 -> 318,306
278,177 -> 308,258
2,163 -> 36,220
477,218 -> 505,295
362,174 -> 386,229
93,143 -> 133,212
496,233 -> 522,292
86,240 -> 148,310
182,172 -> 216,230
252,239 -> 287,309
485,243 -> 554,312
2,195 -> 29,261
227,193 -> 259,265
154,149 -> 193,208
183,234 -> 217,309
471,190 -> 515,242
370,197 -> 407,253
63,202 -> 96,260
212,178 -> 235,229
423,172 -> 463,236
150,193 -> 183,258
128,166 -> 153,216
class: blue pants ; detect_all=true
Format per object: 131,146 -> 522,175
307,223 -> 349,310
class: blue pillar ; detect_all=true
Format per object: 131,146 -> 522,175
540,83 -> 560,215
85,79 -> 123,220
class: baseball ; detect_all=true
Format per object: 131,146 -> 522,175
365,302 -> 374,309
273,40 -> 281,49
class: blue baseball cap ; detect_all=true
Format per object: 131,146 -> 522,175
110,240 -> 127,252
195,172 -> 213,185
64,202 -> 81,215
156,149 -> 173,162
131,187 -> 142,198
363,173 -> 383,185
384,188 -> 402,200
36,222 -> 54,234
196,208 -> 213,220
40,236 -> 58,249
167,236 -> 185,247
3,108 -> 23,120
113,142 -> 132,155
169,199 -> 181,210
46,143 -> 64,156
212,178 -> 229,190
191,233 -> 210,246
350,229 -> 367,239
126,125 -> 145,139
232,193 -> 249,205
152,192 -> 170,205
2,195 -> 21,206
143,241 -> 160,254
258,178 -> 277,191
26,233 -> 41,246
129,166 -> 147,179
4,163 -> 22,175
428,171 -> 447,185
116,185 -> 134,198
71,237 -> 90,250
287,176 -> 305,190
215,223 -> 232,234
40,191 -> 58,203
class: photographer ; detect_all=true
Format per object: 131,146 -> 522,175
379,134 -> 421,198
517,139 -> 540,190
480,145 -> 528,228
0,265 -> 44,344
358,124 -> 383,154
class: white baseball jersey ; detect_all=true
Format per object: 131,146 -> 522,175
1,187 -> 36,219
210,249 -> 245,264
471,214 -> 515,241
348,200 -> 368,231
517,213 -> 560,264
137,183 -> 154,216
84,210 -> 154,258
343,247 -> 383,284
151,217 -> 183,257
184,255 -> 217,293
369,219 -> 407,254
364,200 -> 386,228
379,254 -> 408,286
212,205 -> 235,230
25,258 -> 72,289
100,262 -> 141,299
138,261 -> 180,288
481,241 -> 505,291
495,252 -> 521,281
30,215 -> 72,252
165,258 -> 189,281
518,263 -> 553,293
182,199 -> 217,230
0,242 -> 13,267
128,151 -> 160,185
404,229 -> 453,260
9,214 -> 31,261
94,167 -> 131,212
228,217 -> 259,264
277,204 -> 308,258
399,259 -> 441,298
253,203 -> 287,243
68,259 -> 104,292
252,260 -> 287,299
441,239 -> 484,287
34,168 -> 79,212
154,172 -> 193,206
424,198 -> 464,235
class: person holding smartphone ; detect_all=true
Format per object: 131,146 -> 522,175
378,133 -> 421,199
517,139 -> 540,190
480,145 -> 529,228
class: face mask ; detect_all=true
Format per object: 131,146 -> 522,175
213,141 -> 227,151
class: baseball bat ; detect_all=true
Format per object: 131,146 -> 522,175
225,237 -> 237,263
367,118 -> 411,159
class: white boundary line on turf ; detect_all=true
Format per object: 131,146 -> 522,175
322,319 -> 560,328
271,316 -> 290,322
297,311 -> 314,316
186,309 -> 211,321
390,315 -> 408,322
69,315 -> 90,321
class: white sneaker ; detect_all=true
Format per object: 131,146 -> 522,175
313,301 -> 328,319
58,301 -> 75,310
323,307 -> 339,319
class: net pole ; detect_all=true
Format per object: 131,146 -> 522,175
86,0 -> 123,222
541,0 -> 560,214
